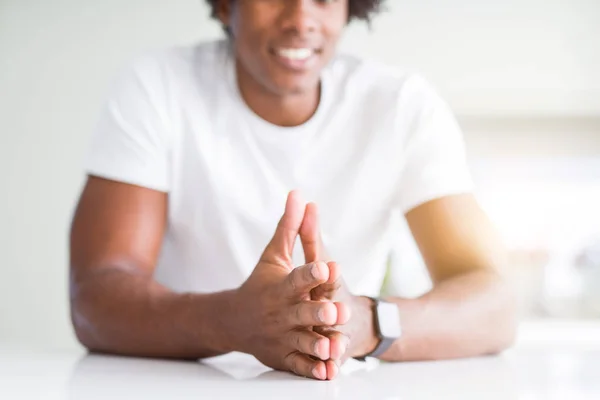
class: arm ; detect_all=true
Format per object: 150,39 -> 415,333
69,176 -> 236,359
378,194 -> 517,361
331,77 -> 517,361
302,195 -> 517,362
70,182 -> 346,379
75,60 -> 346,376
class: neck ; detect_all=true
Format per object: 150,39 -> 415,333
235,61 -> 320,127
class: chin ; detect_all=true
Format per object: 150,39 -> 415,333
270,76 -> 320,97
279,84 -> 310,96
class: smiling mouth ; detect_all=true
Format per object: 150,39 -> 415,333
275,47 -> 315,61
270,46 -> 322,71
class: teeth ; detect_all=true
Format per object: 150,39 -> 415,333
277,48 -> 313,61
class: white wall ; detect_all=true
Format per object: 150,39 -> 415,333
1,0 -> 598,351
0,0 -> 218,351
342,0 -> 600,116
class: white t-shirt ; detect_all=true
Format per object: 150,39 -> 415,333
86,40 -> 473,297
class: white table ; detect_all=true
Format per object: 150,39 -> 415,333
2,320 -> 600,400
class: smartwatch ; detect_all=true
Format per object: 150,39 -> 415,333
355,297 -> 402,360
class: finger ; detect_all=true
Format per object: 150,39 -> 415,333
289,301 -> 338,327
326,261 -> 342,285
264,190 -> 306,264
284,351 -> 327,380
287,329 -> 330,360
314,326 -> 351,362
311,261 -> 343,300
335,301 -> 352,325
322,330 -> 350,361
284,261 -> 329,296
299,202 -> 323,263
325,360 -> 339,381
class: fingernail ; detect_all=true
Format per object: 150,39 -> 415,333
312,366 -> 325,380
330,360 -> 340,378
317,307 -> 324,322
310,263 -> 319,279
313,340 -> 320,359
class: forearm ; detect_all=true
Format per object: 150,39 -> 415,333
381,270 -> 517,362
70,268 -> 239,360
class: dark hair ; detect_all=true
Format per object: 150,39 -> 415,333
205,0 -> 385,26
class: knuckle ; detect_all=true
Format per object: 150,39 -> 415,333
289,273 -> 298,293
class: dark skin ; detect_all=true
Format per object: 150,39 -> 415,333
70,0 -> 517,381
218,0 -> 347,126
300,199 -> 518,362
71,184 -> 348,380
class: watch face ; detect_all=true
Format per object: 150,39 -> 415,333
377,301 -> 402,339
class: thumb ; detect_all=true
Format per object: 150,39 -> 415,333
263,190 -> 306,266
299,202 -> 327,263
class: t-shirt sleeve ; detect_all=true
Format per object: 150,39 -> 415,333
85,58 -> 171,192
395,76 -> 474,213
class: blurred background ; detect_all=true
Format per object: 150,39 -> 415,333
1,0 -> 599,351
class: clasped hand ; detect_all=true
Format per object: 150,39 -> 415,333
232,191 -> 377,380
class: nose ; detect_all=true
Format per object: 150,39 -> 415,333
280,0 -> 318,34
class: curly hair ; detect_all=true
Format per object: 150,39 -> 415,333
205,0 -> 385,25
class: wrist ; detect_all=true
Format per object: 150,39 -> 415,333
203,289 -> 242,354
174,289 -> 241,357
350,295 -> 380,358
221,287 -> 251,354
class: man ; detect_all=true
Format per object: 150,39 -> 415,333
70,0 -> 517,381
